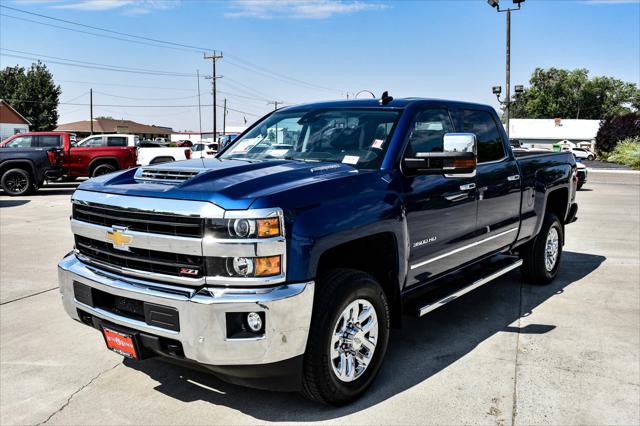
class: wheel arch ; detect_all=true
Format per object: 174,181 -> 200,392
0,160 -> 37,180
315,232 -> 403,328
88,156 -> 119,175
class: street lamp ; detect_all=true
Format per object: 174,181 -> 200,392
487,0 -> 525,136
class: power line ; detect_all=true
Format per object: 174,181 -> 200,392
1,49 -> 197,77
0,4 -> 212,52
92,90 -> 207,101
0,4 -> 346,95
56,79 -> 194,92
0,13 -> 201,54
3,98 -> 262,116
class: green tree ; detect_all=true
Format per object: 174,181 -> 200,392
509,68 -> 639,120
0,61 -> 61,130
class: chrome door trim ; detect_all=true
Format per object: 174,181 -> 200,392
507,174 -> 520,181
410,227 -> 518,270
72,190 -> 224,218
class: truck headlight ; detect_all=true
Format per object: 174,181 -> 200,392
207,217 -> 282,239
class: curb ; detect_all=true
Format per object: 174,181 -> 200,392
588,168 -> 640,174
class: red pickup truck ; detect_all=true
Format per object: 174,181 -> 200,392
1,132 -> 137,178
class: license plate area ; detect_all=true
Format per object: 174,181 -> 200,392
102,327 -> 138,359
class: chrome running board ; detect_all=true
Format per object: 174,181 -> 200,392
416,259 -> 523,317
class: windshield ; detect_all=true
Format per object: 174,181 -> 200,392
220,108 -> 401,169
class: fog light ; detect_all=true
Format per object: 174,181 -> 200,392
246,312 -> 263,332
232,257 -> 254,276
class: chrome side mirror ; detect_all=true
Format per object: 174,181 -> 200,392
404,133 -> 477,175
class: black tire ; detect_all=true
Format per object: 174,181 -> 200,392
301,268 -> 390,406
520,213 -> 563,285
587,155 -> 594,161
1,168 -> 33,196
91,163 -> 117,177
577,183 -> 584,190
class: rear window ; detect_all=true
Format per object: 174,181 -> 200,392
39,135 -> 61,148
107,137 -> 127,147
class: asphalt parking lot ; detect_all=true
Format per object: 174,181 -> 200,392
1,171 -> 639,425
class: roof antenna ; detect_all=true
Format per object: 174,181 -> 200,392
379,91 -> 393,105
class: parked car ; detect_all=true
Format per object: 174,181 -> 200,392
563,146 -> 596,161
0,140 -> 64,195
77,134 -> 192,166
175,140 -> 193,148
576,161 -> 588,190
58,98 -> 578,406
190,142 -> 218,158
1,132 -> 137,179
218,133 -> 240,150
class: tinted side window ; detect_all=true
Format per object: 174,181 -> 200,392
80,137 -> 105,147
460,109 -> 505,163
39,135 -> 62,148
107,137 -> 127,147
5,135 -> 33,148
405,108 -> 454,157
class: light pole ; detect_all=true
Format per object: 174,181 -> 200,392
488,0 -> 525,136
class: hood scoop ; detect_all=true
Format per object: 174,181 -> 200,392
135,167 -> 203,183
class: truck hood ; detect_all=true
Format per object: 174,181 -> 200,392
77,158 -> 370,210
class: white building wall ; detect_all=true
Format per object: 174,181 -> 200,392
0,123 -> 29,141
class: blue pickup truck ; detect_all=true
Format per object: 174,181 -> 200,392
58,97 -> 578,405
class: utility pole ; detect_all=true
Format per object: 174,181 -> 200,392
223,98 -> 227,136
267,101 -> 283,143
204,51 -> 223,139
487,0 -> 525,137
90,88 -> 93,134
267,101 -> 283,111
196,69 -> 202,134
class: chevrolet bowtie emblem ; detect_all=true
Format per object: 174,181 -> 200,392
106,226 -> 133,251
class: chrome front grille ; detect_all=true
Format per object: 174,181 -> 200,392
137,168 -> 201,183
72,204 -> 204,238
75,235 -> 205,278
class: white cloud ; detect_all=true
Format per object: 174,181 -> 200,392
226,0 -> 389,19
43,0 -> 179,14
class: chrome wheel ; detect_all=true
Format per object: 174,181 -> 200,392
330,299 -> 378,383
545,227 -> 559,272
4,171 -> 28,194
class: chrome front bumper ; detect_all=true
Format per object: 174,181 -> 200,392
58,253 -> 314,366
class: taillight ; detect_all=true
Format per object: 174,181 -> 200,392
185,148 -> 191,160
47,149 -> 62,166
47,150 -> 56,166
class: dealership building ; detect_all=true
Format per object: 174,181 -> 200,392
508,118 -> 601,149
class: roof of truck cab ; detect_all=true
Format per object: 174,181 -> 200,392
280,98 -> 493,111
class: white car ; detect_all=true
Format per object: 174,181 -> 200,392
562,147 -> 596,161
77,134 -> 192,166
190,142 -> 219,158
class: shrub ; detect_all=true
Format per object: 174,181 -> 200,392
595,112 -> 640,154
607,137 -> 640,170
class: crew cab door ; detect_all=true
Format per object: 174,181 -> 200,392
69,135 -> 104,176
400,107 -> 478,286
458,108 -> 521,258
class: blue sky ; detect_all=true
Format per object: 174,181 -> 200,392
1,0 -> 639,132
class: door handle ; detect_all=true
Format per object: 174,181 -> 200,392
507,175 -> 520,181
459,183 -> 476,191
